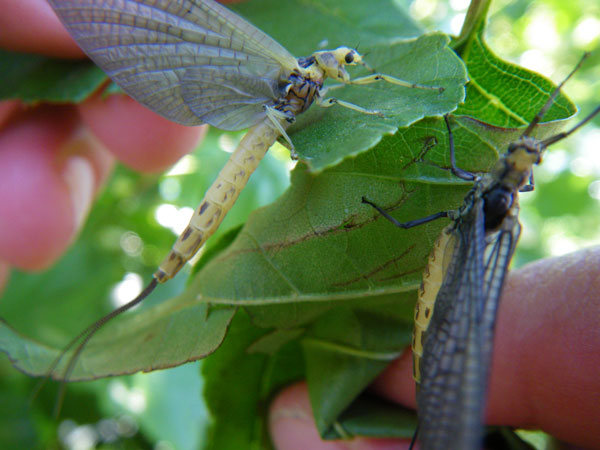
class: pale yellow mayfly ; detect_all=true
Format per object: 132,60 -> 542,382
46,0 -> 444,387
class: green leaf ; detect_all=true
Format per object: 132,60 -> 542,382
231,0 -> 425,55
188,117 -> 498,318
291,32 -> 468,171
0,292 -> 235,380
302,308 -> 411,438
331,393 -> 417,439
454,22 -> 575,126
201,311 -> 305,450
0,50 -> 105,103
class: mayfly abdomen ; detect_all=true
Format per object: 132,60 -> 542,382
412,228 -> 454,382
155,118 -> 286,282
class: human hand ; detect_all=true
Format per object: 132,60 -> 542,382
268,247 -> 600,449
0,0 -> 213,290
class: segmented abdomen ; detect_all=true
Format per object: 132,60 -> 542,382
154,118 -> 286,282
412,228 -> 453,382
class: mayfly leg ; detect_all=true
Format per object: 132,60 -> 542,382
361,197 -> 449,229
318,73 -> 445,116
317,96 -> 385,117
346,73 -> 445,93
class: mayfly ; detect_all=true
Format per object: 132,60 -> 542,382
363,53 -> 600,450
44,0 -> 443,398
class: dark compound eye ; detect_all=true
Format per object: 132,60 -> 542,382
344,52 -> 354,64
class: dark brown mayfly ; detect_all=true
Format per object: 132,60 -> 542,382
41,0 -> 444,410
363,53 -> 600,450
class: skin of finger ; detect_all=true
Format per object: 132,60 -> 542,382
0,100 -> 22,129
488,247 -> 600,449
372,247 -> 600,449
78,93 -> 206,173
0,106 -> 113,270
0,0 -> 83,58
269,382 -> 416,450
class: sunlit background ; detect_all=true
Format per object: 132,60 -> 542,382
1,1 -> 599,449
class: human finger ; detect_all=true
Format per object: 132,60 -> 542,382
373,247 -> 600,449
0,0 -> 83,57
78,91 -> 206,173
269,382 -> 416,450
0,105 -> 113,271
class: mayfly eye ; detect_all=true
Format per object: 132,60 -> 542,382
345,52 -> 355,64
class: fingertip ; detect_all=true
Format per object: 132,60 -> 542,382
269,383 -> 328,450
371,348 -> 416,409
0,107 -> 112,271
0,100 -> 23,129
78,93 -> 206,173
0,0 -> 84,58
489,248 -> 600,447
269,382 -> 415,450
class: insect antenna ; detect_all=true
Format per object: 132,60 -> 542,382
542,105 -> 600,147
32,278 -> 158,416
521,52 -> 590,139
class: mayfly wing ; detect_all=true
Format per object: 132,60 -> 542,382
48,0 -> 299,129
481,213 -> 521,359
417,197 -> 486,449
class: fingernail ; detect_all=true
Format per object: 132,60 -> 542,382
61,155 -> 95,231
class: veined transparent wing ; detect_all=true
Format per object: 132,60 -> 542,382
417,195 -> 521,449
48,0 -> 300,129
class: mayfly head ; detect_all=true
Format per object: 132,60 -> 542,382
500,52 -> 600,195
312,46 -> 370,82
506,137 -> 544,171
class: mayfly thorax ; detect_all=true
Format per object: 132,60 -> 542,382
43,0 -> 445,400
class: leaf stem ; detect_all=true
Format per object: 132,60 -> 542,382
452,0 -> 492,56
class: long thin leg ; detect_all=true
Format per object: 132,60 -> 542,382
347,73 -> 444,93
316,95 -> 384,117
362,196 -> 449,229
444,115 -> 476,181
264,105 -> 297,158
